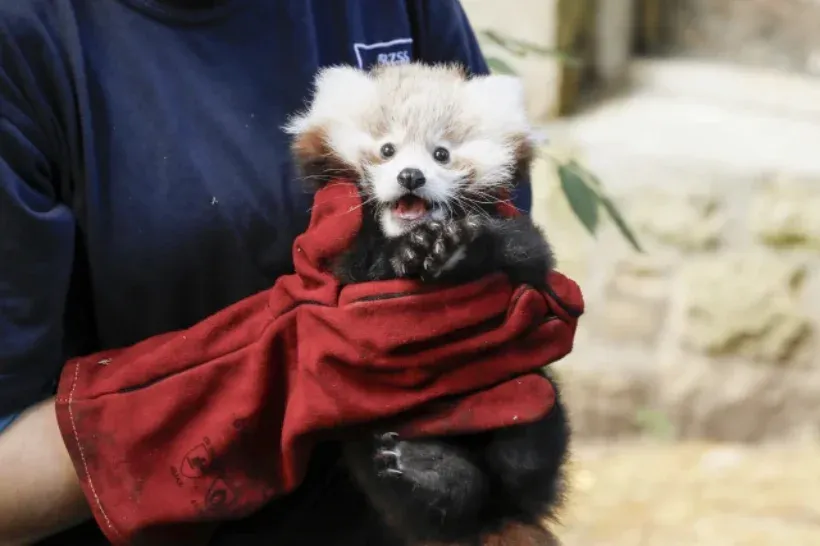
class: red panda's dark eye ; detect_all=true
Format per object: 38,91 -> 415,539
433,147 -> 450,163
380,143 -> 396,158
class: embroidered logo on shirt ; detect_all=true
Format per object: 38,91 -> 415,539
353,38 -> 414,70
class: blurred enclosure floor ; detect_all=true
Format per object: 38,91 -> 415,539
530,58 -> 820,545
556,440 -> 820,546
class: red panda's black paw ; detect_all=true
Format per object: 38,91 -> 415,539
342,434 -> 492,542
390,217 -> 483,280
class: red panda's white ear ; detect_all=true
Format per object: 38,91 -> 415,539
463,74 -> 529,133
283,65 -> 376,136
466,74 -> 526,106
312,65 -> 376,105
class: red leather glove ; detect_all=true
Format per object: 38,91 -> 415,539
54,180 -> 583,545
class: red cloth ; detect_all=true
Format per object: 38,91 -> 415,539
54,180 -> 584,545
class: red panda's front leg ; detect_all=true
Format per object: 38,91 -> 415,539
342,432 -> 491,545
484,375 -> 570,524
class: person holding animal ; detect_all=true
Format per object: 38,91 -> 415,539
0,1 -> 581,544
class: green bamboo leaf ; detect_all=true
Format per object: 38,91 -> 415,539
478,29 -> 582,65
567,159 -> 603,189
600,196 -> 644,253
564,160 -> 644,252
558,164 -> 600,236
479,30 -> 528,57
485,56 -> 517,75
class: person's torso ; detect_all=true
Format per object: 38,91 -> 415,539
49,0 -> 425,354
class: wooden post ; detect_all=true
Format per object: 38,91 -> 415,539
556,0 -> 595,115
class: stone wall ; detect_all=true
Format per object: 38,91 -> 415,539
655,0 -> 820,76
530,157 -> 820,444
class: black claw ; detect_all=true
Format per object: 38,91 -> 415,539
465,216 -> 481,230
377,467 -> 404,478
374,449 -> 400,464
433,239 -> 447,257
410,230 -> 429,246
390,258 -> 406,277
373,432 -> 404,478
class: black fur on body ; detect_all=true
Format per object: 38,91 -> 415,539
210,197 -> 573,546
330,195 -> 570,545
248,62 -> 574,546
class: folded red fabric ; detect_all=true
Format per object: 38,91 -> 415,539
54,180 -> 584,545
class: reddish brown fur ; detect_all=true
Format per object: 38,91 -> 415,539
419,523 -> 559,546
510,133 -> 535,183
361,148 -> 389,167
442,118 -> 479,143
449,157 -> 477,185
481,523 -> 560,546
291,126 -> 359,185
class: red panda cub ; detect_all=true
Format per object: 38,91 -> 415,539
281,63 -> 570,546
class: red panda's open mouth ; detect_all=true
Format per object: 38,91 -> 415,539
391,195 -> 432,221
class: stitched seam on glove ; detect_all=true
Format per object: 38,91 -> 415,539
63,361 -> 123,540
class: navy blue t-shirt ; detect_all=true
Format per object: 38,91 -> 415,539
0,0 -> 532,429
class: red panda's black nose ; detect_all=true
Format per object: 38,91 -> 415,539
397,168 -> 426,191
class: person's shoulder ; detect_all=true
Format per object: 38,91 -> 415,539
0,0 -> 79,153
0,0 -> 74,50
0,0 -> 57,31
0,0 -> 78,88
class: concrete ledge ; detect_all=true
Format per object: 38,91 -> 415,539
630,58 -> 820,120
543,59 -> 820,182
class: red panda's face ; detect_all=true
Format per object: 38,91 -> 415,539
285,63 -> 534,237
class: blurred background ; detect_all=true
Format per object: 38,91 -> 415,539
460,1 -> 820,544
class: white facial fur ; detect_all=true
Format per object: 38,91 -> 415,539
284,63 -> 534,237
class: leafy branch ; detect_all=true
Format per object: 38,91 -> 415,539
476,30 -> 582,74
478,28 -> 643,252
548,156 -> 643,252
